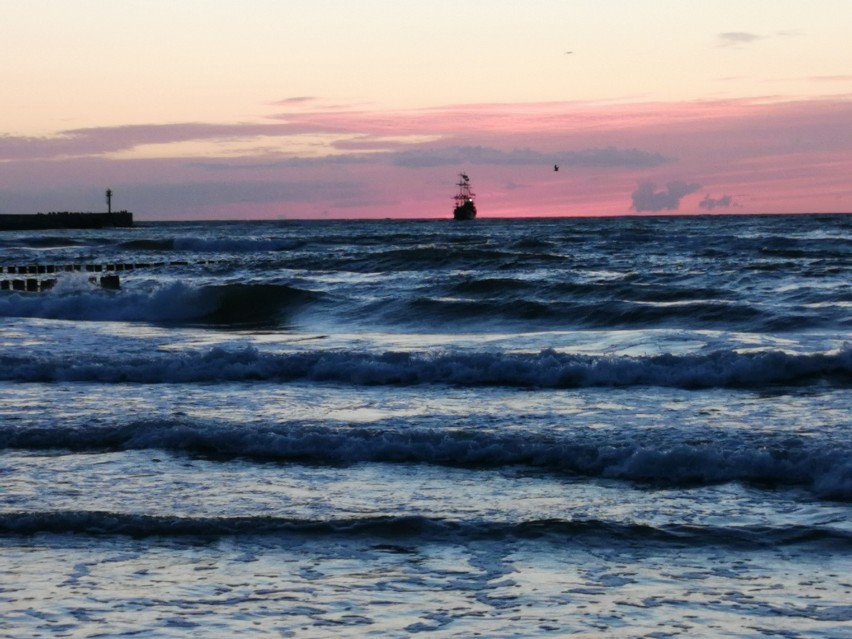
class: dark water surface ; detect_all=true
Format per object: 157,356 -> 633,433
2,214 -> 850,637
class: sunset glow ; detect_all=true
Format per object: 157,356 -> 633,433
2,1 -> 851,219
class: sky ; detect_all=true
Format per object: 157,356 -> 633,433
1,0 -> 851,220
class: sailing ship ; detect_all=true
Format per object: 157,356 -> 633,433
452,173 -> 477,220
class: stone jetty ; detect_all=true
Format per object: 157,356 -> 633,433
0,211 -> 133,231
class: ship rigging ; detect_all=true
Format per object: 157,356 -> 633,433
452,173 -> 477,220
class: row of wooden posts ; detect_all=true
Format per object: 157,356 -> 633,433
1,261 -> 189,275
0,260 -> 226,293
0,260 -> 207,293
1,275 -> 121,292
1,262 -> 136,292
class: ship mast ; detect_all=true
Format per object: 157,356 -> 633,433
454,173 -> 475,206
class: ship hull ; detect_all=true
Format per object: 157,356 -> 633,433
453,201 -> 477,220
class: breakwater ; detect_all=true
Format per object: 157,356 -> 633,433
0,262 -> 150,292
0,211 -> 133,230
1,275 -> 120,292
0,259 -> 209,292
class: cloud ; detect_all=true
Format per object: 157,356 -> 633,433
698,194 -> 735,211
0,123 -> 304,161
125,180 -> 363,208
388,145 -> 670,168
189,154 -> 375,172
0,118 -> 672,170
5,97 -> 851,169
717,30 -> 802,48
0,175 -> 363,215
808,75 -> 852,83
631,180 -> 701,212
189,144 -> 670,172
3,97 -> 851,218
718,32 -> 763,47
272,96 -> 318,105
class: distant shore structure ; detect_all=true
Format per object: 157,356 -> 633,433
0,188 -> 133,231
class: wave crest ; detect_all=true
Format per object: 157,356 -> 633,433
0,282 -> 319,326
2,345 -> 848,389
1,419 -> 849,500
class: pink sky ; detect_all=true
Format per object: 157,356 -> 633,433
2,2 -> 852,220
2,96 -> 850,219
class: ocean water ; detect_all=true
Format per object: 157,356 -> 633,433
0,214 -> 850,638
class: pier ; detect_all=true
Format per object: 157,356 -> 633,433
0,211 -> 133,231
0,188 -> 134,231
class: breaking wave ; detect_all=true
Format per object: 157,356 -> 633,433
0,282 -> 320,326
1,415 -> 850,500
1,344 -> 849,389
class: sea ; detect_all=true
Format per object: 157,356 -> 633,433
0,213 -> 850,638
